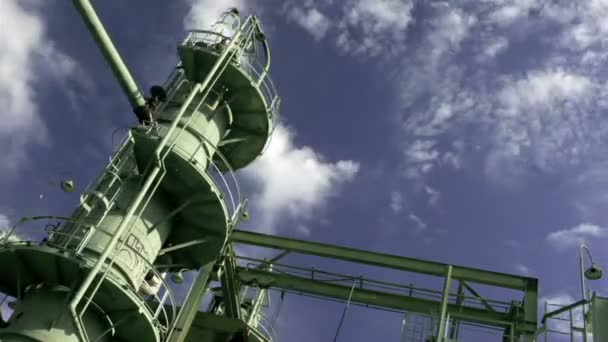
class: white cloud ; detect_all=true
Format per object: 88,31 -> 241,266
184,0 -> 250,29
514,264 -> 531,275
481,36 -> 509,59
424,186 -> 440,207
567,164 -> 608,221
389,191 -> 403,213
407,212 -> 426,231
296,224 -> 312,237
427,6 -> 476,61
487,0 -> 539,27
481,70 -> 596,184
388,0 -> 608,190
280,0 -> 608,195
287,7 -> 331,41
497,70 -> 592,116
546,223 -> 608,250
0,0 -> 80,175
403,140 -> 439,178
285,0 -> 415,58
560,0 -> 608,50
242,125 -> 360,233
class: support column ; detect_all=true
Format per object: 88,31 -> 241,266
169,262 -> 215,342
437,265 -> 453,341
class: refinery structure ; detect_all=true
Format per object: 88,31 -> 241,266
0,2 -> 607,342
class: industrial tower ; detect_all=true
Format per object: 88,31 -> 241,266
0,3 -> 278,342
2,2 -> 608,342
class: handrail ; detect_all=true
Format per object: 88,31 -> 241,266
236,256 -> 514,313
158,123 -> 243,225
541,299 -> 586,324
0,216 -> 178,338
255,313 -> 278,342
182,29 -> 281,133
148,72 -> 244,225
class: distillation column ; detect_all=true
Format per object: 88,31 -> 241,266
0,7 -> 279,342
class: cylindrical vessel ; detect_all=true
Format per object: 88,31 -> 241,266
0,286 -> 110,342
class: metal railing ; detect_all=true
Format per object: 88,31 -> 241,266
143,74 -> 244,225
0,216 -> 177,340
156,122 -> 243,224
256,313 -> 278,342
541,301 -> 586,341
182,29 -> 281,134
237,256 -> 514,314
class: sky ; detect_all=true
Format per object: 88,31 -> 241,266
2,0 -> 608,340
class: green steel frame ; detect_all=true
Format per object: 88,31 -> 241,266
229,229 -> 539,341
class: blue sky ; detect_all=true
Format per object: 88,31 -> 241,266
2,0 -> 608,340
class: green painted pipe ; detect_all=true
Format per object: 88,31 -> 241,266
72,0 -> 146,108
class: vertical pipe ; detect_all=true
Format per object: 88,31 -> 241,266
437,265 -> 453,341
580,245 -> 588,342
543,301 -> 549,342
72,0 -> 146,108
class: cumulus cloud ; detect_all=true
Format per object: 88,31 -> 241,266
284,0 -> 415,58
407,212 -> 426,231
279,1 -> 608,191
560,1 -> 608,50
185,0 -> 251,29
514,264 -> 531,275
242,125 -> 360,233
0,0 -> 80,175
424,185 -> 440,207
287,7 -> 331,41
389,191 -> 403,213
391,1 -> 608,188
481,36 -> 509,60
546,223 -> 608,250
486,0 -> 540,27
497,70 -> 591,116
336,0 -> 415,57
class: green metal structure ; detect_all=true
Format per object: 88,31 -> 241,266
1,2 -> 603,341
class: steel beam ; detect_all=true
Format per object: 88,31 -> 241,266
522,278 -> 539,339
437,265 -> 453,339
235,267 -> 518,329
169,262 -> 214,342
220,247 -> 241,319
462,281 -> 496,312
231,230 -> 534,290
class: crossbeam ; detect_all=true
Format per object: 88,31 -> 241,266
231,230 -> 534,290
236,267 -> 516,329
231,229 -> 538,337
